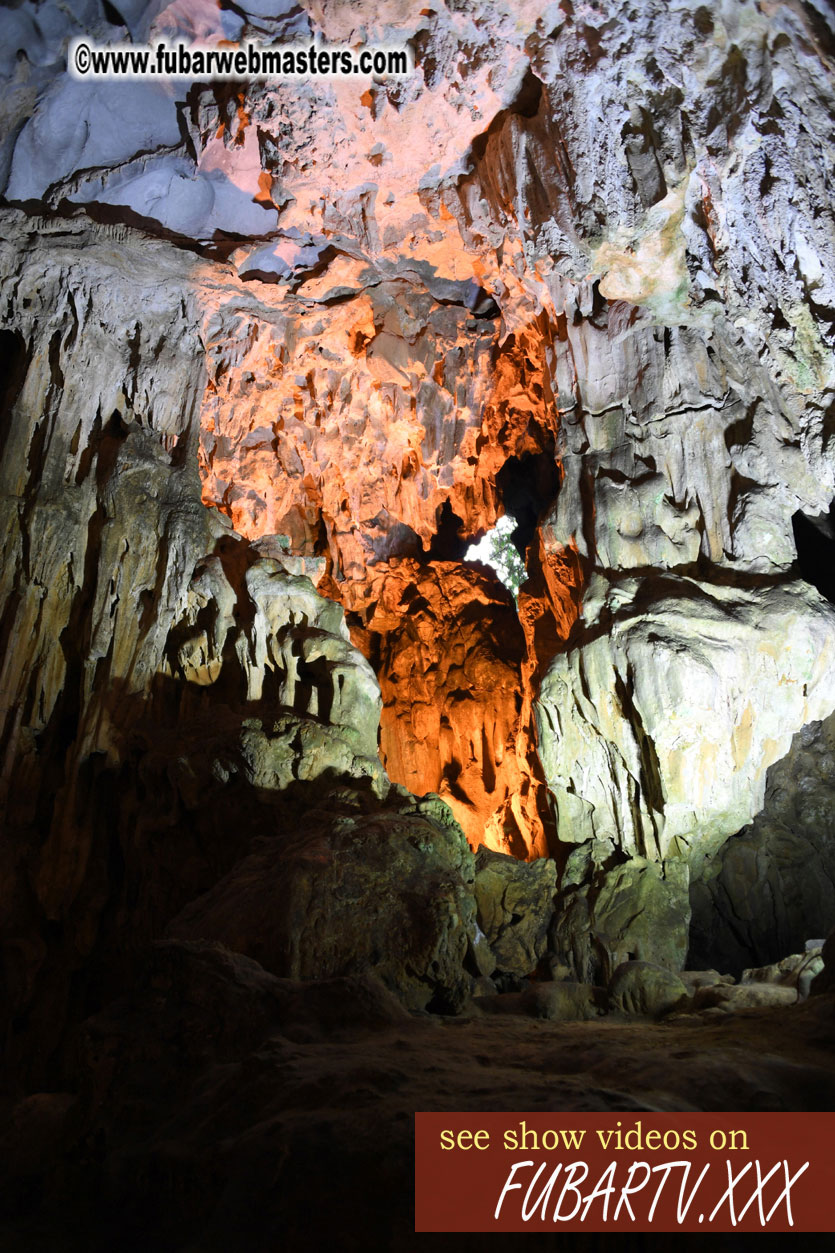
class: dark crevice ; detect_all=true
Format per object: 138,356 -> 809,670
0,329 -> 31,467
800,1 -> 835,61
467,67 -> 544,170
613,664 -> 665,861
495,451 -> 561,559
101,0 -> 127,26
792,502 -> 835,603
724,402 -> 757,451
425,500 -> 468,562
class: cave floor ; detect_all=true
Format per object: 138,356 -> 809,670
2,969 -> 834,1253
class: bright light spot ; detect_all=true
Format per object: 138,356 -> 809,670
464,514 -> 526,598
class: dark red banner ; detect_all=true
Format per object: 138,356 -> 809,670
415,1112 -> 834,1232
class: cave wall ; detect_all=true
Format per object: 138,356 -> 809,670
0,218 -> 389,1081
185,0 -> 835,867
343,559 -> 552,857
1,0 -> 835,1077
689,708 -> 835,975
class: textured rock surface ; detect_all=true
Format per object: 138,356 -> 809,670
679,969 -> 735,993
742,949 -> 824,1001
537,576 -> 835,866
342,559 -> 551,854
0,215 -> 391,1084
473,845 -> 557,977
168,787 -> 476,1011
689,712 -> 835,974
550,852 -> 690,984
4,0 -> 833,871
4,0 -> 835,876
520,980 -> 605,1022
200,0 -> 835,879
474,981 -> 605,1020
609,961 -> 689,1018
693,982 -> 798,1011
812,928 -> 835,995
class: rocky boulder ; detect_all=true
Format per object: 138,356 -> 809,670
811,928 -> 835,996
693,984 -> 798,1012
690,714 -> 835,975
537,579 -> 835,871
609,961 -> 688,1018
474,981 -> 604,1022
473,846 -> 557,980
742,948 -> 824,1002
168,788 -> 476,1013
522,981 -> 606,1022
550,852 -> 690,984
679,970 -> 735,994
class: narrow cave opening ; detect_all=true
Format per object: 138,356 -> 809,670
464,514 -> 525,598
462,451 -> 562,599
496,451 -> 561,552
792,503 -> 835,603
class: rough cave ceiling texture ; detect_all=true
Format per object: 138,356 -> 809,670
2,0 -> 835,1081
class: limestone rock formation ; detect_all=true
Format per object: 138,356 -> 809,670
689,712 -> 835,973
473,845 -> 557,978
742,949 -> 824,1001
1,2 -> 835,1240
343,560 -> 551,855
550,851 -> 690,984
0,215 -> 390,1082
537,577 -> 835,867
474,980 -> 605,1021
519,980 -> 605,1022
5,0 -> 833,890
692,982 -> 798,1011
168,786 -> 477,1012
608,961 -> 689,1018
812,927 -> 835,996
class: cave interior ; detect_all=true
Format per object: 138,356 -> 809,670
1,0 -> 835,1248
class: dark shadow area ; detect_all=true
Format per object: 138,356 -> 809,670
366,517 -> 424,562
496,450 -> 561,557
0,328 -> 31,465
792,503 -> 835,603
425,498 -> 468,561
688,710 -> 835,976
